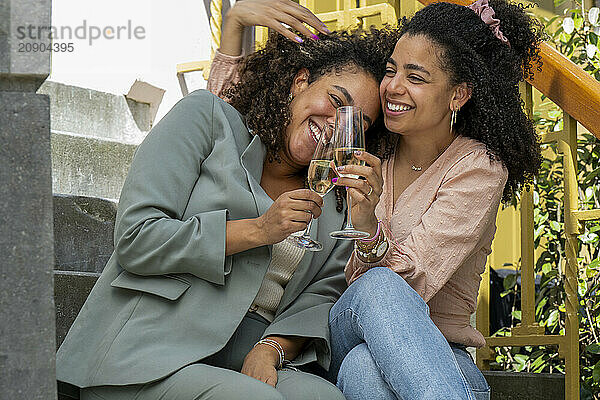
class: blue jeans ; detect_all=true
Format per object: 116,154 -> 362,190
328,267 -> 490,400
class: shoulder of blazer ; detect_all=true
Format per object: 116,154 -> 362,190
185,89 -> 253,152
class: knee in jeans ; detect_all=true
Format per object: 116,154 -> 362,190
337,344 -> 381,388
354,268 -> 427,313
350,268 -> 393,301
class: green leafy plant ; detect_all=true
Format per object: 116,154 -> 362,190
487,2 -> 600,398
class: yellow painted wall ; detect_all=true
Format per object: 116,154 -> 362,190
488,206 -> 522,271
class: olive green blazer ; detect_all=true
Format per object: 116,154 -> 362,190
56,90 -> 351,388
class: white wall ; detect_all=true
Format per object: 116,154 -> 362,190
49,0 -> 215,124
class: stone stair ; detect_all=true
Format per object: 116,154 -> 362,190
53,194 -> 115,348
39,81 -> 147,201
42,82 -> 150,350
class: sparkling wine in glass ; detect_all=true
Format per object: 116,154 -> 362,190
334,147 -> 364,179
330,106 -> 370,240
289,125 -> 335,251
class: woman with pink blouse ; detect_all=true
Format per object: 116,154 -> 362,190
209,0 -> 542,398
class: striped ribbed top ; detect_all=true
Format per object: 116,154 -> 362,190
250,236 -> 306,322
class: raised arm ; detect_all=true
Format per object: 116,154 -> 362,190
345,150 -> 508,302
207,50 -> 244,100
220,0 -> 329,56
208,0 -> 329,99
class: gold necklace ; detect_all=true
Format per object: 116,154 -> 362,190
407,135 -> 456,172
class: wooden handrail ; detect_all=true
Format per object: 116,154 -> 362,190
530,42 -> 600,139
417,0 -> 600,139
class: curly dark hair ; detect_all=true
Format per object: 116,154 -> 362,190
225,27 -> 399,211
380,0 -> 545,201
226,27 -> 399,160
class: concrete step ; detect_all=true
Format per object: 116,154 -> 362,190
53,194 -> 113,348
483,371 -> 564,399
51,131 -> 136,200
38,81 -> 150,144
54,194 -> 116,274
54,271 -> 100,349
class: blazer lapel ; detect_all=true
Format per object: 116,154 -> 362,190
240,135 -> 271,218
277,191 -> 338,313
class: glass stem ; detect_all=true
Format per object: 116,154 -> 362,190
345,188 -> 355,230
301,217 -> 314,239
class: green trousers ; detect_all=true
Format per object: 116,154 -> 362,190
80,313 -> 343,400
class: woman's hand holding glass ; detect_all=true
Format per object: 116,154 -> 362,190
256,189 -> 323,246
289,125 -> 336,251
330,106 -> 381,239
331,150 -> 383,238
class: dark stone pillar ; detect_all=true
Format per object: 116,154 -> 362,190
0,93 -> 56,399
0,0 -> 56,398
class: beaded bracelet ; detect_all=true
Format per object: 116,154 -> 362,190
254,338 -> 285,369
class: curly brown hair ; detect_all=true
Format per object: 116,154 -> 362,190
377,0 -> 546,201
226,27 -> 399,160
225,27 -> 399,211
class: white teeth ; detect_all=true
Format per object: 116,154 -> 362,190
308,121 -> 321,143
387,102 -> 412,112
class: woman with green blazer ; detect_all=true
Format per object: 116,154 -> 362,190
56,4 -> 397,399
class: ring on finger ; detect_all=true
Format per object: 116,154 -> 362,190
367,185 -> 373,196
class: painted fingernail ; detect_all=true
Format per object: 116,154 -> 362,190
336,166 -> 345,171
332,177 -> 338,184
354,150 -> 362,156
294,36 -> 304,43
311,34 -> 320,40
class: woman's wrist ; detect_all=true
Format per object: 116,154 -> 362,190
220,9 -> 246,56
225,218 -> 269,256
252,215 -> 271,246
356,220 -> 389,263
254,338 -> 285,369
356,216 -> 379,239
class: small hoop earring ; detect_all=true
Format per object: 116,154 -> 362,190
287,92 -> 294,104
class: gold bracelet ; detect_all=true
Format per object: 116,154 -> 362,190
356,223 -> 389,263
356,221 -> 382,253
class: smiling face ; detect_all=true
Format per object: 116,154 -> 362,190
283,66 -> 380,168
380,34 -> 460,138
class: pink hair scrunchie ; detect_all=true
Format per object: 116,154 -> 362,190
467,0 -> 511,47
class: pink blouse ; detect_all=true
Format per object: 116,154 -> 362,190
347,135 -> 507,347
207,50 -> 508,348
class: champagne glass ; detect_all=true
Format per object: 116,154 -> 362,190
288,125 -> 336,251
329,106 -> 370,240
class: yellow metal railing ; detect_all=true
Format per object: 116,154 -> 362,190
475,90 -> 595,400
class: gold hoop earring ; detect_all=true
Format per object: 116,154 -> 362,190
450,107 -> 459,132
